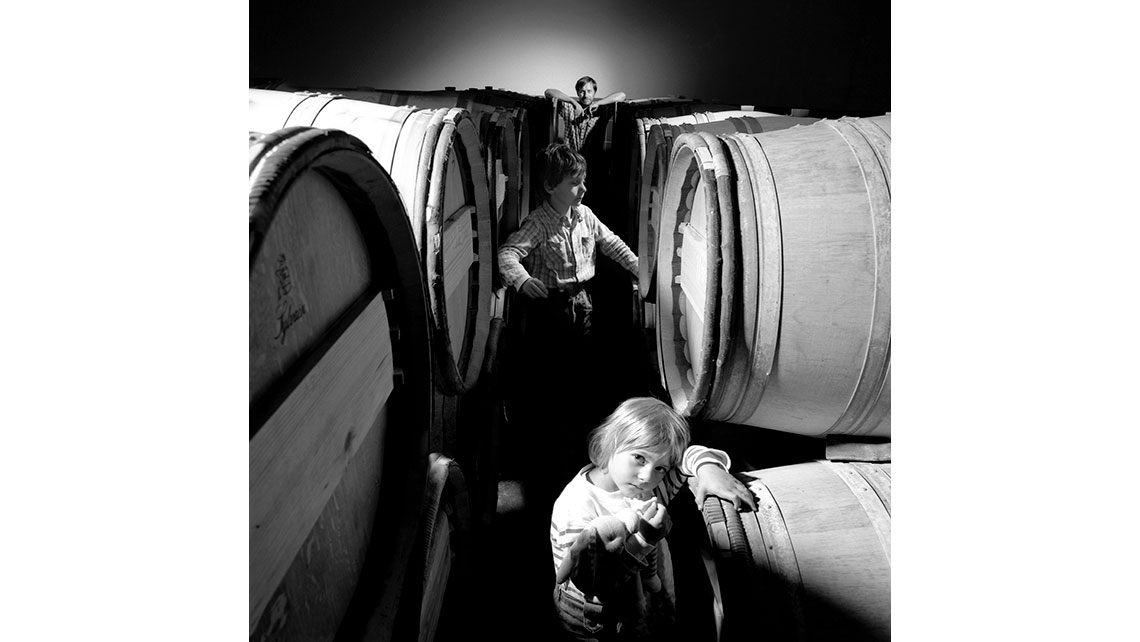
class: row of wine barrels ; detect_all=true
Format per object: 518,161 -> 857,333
654,116 -> 891,437
248,127 -> 434,640
248,89 -> 493,397
701,461 -> 891,641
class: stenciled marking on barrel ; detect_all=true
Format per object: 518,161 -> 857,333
273,253 -> 308,346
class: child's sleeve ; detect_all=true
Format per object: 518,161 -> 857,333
658,444 -> 732,504
587,210 -> 639,276
551,512 -> 594,577
498,218 -> 543,289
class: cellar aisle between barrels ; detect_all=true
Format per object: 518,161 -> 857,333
434,277 -> 658,641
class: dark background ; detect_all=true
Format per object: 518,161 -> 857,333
249,0 -> 890,115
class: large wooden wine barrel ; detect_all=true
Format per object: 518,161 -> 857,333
655,116 -> 891,437
249,89 -> 493,397
701,461 -> 891,641
248,127 -> 433,641
634,115 -> 818,394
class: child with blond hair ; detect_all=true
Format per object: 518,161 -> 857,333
550,397 -> 756,641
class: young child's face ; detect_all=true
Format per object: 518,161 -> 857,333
606,445 -> 672,499
547,171 -> 587,210
576,83 -> 597,106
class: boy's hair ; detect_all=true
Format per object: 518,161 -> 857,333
540,142 -> 587,193
588,397 -> 690,470
575,76 -> 598,92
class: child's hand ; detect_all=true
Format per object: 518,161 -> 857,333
634,498 -> 671,544
693,464 -> 758,512
519,277 -> 548,299
643,573 -> 662,593
613,508 -> 641,536
591,515 -> 631,552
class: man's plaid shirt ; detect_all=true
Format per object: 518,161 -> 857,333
498,201 -> 638,292
557,101 -> 599,153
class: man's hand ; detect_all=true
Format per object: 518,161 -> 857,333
692,464 -> 758,512
519,277 -> 548,299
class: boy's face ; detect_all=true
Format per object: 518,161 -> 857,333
547,171 -> 587,211
576,83 -> 597,106
605,445 -> 672,499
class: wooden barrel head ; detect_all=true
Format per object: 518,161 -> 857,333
249,158 -> 371,408
654,132 -> 729,416
423,110 -> 493,396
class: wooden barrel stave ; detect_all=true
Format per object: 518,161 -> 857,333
250,402 -> 390,642
735,120 -> 889,436
734,123 -> 877,432
248,89 -> 318,135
